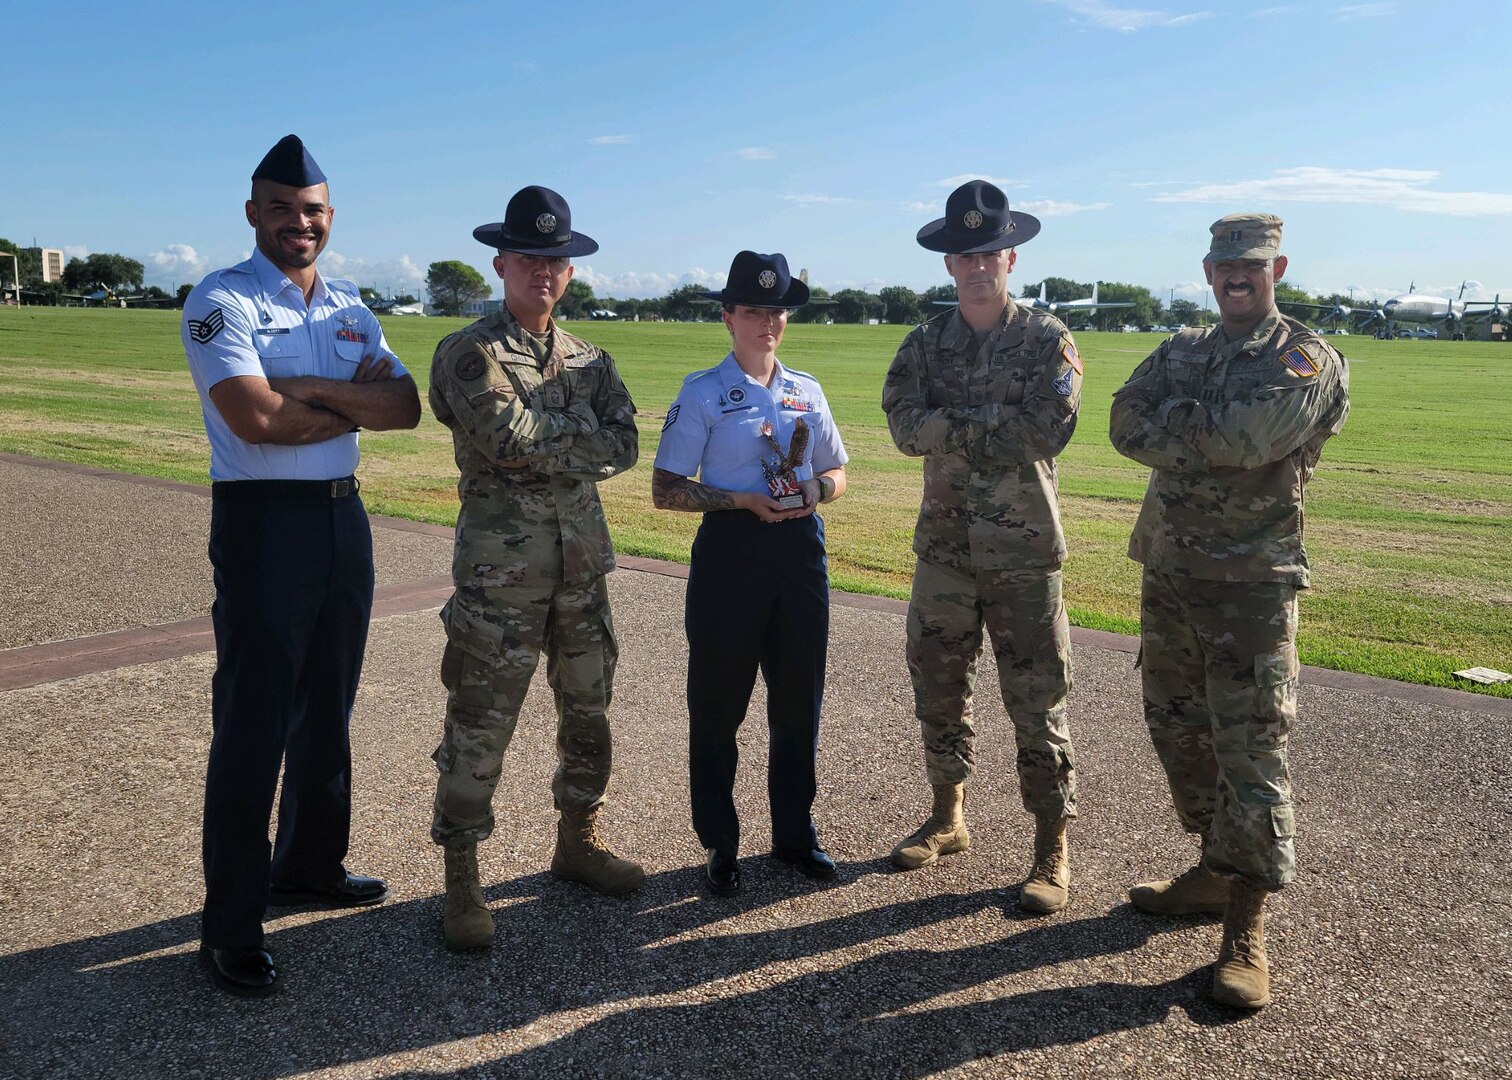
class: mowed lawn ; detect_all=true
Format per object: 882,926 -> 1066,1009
1,306 -> 1509,697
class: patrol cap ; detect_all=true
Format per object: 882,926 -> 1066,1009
473,186 -> 599,258
916,179 -> 1040,254
1205,213 -> 1283,262
251,134 -> 327,187
697,251 -> 810,309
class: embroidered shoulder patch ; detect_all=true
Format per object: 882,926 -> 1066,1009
456,352 -> 486,381
187,308 -> 224,344
1061,339 -> 1083,375
662,403 -> 680,431
1279,346 -> 1319,378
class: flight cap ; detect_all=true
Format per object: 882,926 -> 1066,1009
251,135 -> 326,187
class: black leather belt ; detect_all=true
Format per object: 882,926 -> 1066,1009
212,477 -> 360,501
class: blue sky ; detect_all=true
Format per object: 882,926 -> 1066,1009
4,0 -> 1509,306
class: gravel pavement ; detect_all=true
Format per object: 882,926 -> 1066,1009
2,457 -> 1508,1079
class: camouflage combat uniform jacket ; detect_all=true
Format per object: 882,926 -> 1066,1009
429,310 -> 638,590
1109,310 -> 1349,586
883,303 -> 1084,573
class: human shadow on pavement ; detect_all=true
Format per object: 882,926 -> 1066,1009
0,863 -> 1190,1079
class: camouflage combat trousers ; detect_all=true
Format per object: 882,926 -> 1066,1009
430,576 -> 619,844
906,558 -> 1076,818
1139,569 -> 1299,890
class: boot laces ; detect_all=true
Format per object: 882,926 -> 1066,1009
1030,846 -> 1065,884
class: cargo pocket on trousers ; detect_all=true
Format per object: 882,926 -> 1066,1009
1269,802 -> 1296,839
439,593 -> 507,689
600,608 -> 621,704
1251,643 -> 1299,750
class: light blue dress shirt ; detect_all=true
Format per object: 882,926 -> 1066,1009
181,248 -> 407,481
654,352 -> 848,494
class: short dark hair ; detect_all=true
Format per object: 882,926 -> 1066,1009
722,302 -> 736,315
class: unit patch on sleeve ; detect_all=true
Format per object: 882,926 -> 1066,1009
456,352 -> 486,382
1279,346 -> 1320,378
188,308 -> 225,344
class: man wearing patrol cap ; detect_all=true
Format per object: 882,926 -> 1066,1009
1110,213 -> 1350,1008
427,186 -> 642,951
882,179 -> 1083,915
182,134 -> 421,996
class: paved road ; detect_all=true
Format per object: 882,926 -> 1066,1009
1,457 -> 1507,1079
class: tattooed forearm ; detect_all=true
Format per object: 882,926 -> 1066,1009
652,468 -> 737,512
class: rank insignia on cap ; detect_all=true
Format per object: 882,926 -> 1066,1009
456,352 -> 486,381
758,270 -> 777,289
188,308 -> 225,344
662,403 -> 680,431
1230,229 -> 1243,241
1279,346 -> 1319,378
1061,340 -> 1083,375
536,213 -> 557,234
964,210 -> 984,229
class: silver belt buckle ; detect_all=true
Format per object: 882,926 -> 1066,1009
330,479 -> 353,498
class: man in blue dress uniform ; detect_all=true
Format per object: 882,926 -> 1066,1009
181,134 -> 421,996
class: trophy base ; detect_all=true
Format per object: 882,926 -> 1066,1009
775,494 -> 806,510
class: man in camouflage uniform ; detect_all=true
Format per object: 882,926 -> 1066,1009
1109,214 -> 1349,1008
429,186 -> 642,951
882,180 -> 1082,914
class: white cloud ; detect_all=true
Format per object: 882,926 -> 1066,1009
1151,167 -> 1512,216
1248,5 -> 1296,15
736,147 -> 777,160
317,251 -> 427,292
1041,0 -> 1212,31
1335,3 -> 1394,19
146,243 -> 209,283
935,174 -> 1028,188
571,265 -> 726,299
783,194 -> 853,206
62,244 -> 89,260
901,201 -> 936,212
1016,198 -> 1112,216
591,134 -> 633,145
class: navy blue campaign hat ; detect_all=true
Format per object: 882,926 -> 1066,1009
473,186 -> 599,257
916,179 -> 1040,253
698,251 -> 810,309
251,135 -> 327,187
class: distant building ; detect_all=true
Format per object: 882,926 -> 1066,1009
25,248 -> 65,282
459,298 -> 503,317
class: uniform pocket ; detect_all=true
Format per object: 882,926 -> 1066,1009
1269,802 -> 1296,839
254,335 -> 306,380
441,593 -> 506,665
1251,643 -> 1299,750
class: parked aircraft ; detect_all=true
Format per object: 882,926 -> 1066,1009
1045,282 -> 1135,315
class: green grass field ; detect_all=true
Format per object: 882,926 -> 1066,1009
2,306 -> 1509,696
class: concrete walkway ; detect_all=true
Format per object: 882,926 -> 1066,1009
1,455 -> 1507,1079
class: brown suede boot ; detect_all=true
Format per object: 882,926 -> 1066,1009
891,783 -> 970,870
1212,880 -> 1271,1008
1020,815 -> 1071,913
551,807 -> 646,897
1130,841 -> 1230,916
442,841 -> 494,952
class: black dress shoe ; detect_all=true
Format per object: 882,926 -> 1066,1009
199,946 -> 279,997
268,873 -> 389,909
705,849 -> 740,896
772,846 -> 837,880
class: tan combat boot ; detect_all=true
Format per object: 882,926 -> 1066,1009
1212,879 -> 1271,1008
1020,815 -> 1071,913
551,807 -> 646,897
891,783 -> 971,870
442,841 -> 494,951
1129,841 -> 1230,916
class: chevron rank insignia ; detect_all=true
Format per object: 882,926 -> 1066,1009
1279,346 -> 1320,378
662,404 -> 680,431
187,308 -> 225,344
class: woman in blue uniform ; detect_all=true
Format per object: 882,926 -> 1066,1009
652,251 -> 849,896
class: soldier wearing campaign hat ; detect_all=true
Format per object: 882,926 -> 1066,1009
428,185 -> 643,951
182,134 -> 421,996
882,179 -> 1083,916
652,251 -> 849,896
1110,214 -> 1350,1008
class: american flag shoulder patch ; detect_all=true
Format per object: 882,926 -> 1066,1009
1279,346 -> 1319,378
187,308 -> 225,344
1061,339 -> 1083,374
